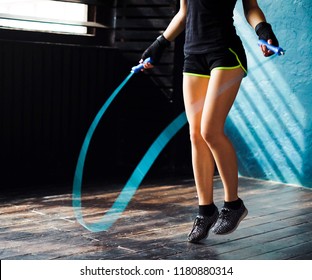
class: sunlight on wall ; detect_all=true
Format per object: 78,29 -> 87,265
226,1 -> 312,187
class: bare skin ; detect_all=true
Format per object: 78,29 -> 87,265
183,68 -> 245,204
141,0 -> 273,205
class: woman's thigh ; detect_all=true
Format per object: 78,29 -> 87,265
201,68 -> 244,136
182,74 -> 209,133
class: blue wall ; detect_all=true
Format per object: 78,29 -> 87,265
225,0 -> 312,187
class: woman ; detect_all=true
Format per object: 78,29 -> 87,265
140,0 -> 279,243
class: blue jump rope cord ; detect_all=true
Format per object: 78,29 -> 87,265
72,58 -> 187,232
73,41 -> 284,232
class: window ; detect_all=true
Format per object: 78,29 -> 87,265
0,0 -> 89,35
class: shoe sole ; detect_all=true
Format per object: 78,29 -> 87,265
213,208 -> 248,235
187,232 -> 209,243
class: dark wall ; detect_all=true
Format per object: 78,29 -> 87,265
0,1 -> 191,195
0,41 -> 117,189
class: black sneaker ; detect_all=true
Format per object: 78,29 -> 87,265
187,209 -> 219,243
211,202 -> 248,235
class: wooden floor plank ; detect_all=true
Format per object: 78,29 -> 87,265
249,240 -> 312,260
0,176 -> 311,260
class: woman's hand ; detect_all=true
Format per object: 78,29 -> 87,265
260,39 -> 275,57
255,22 -> 279,57
139,59 -> 154,70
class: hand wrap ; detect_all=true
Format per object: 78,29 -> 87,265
255,22 -> 279,47
141,35 -> 170,65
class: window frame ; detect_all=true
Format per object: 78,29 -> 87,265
0,0 -> 106,36
0,0 -> 116,46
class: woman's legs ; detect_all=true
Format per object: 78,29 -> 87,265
183,75 -> 215,206
200,68 -> 244,202
183,74 -> 219,243
184,68 -> 247,241
183,68 -> 244,206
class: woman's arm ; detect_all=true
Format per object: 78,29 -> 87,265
141,0 -> 187,65
242,0 -> 266,28
163,0 -> 187,41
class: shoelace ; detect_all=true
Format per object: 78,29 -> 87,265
219,208 -> 230,218
190,217 -> 207,234
194,217 -> 205,227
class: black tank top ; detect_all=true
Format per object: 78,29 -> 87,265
184,0 -> 240,54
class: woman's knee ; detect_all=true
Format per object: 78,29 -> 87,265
189,129 -> 205,146
201,127 -> 224,148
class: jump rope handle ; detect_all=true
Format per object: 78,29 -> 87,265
258,39 -> 285,56
131,57 -> 153,73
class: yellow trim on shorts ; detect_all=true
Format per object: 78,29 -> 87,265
183,48 -> 247,78
183,72 -> 210,78
212,49 -> 247,76
213,65 -> 241,71
228,48 -> 248,75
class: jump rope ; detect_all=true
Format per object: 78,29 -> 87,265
72,41 -> 285,232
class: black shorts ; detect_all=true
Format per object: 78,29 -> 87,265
183,47 -> 248,78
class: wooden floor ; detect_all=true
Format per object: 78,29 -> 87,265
1,176 -> 311,260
